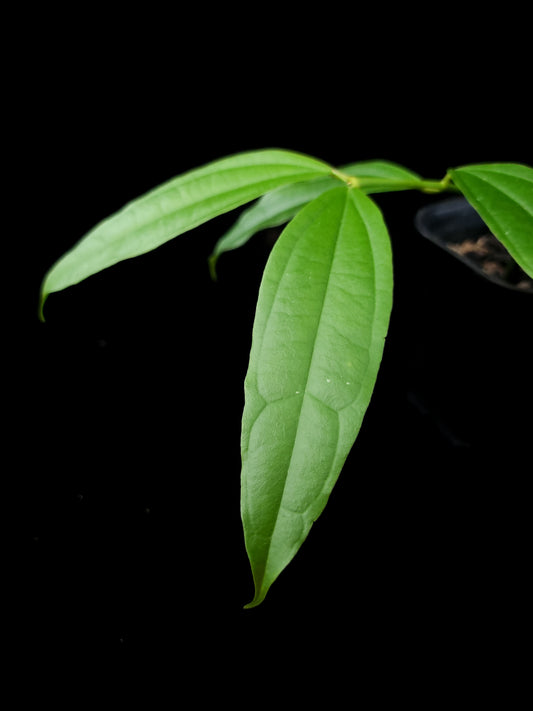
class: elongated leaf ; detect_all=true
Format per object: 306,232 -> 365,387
449,163 -> 533,277
208,177 -> 335,277
39,149 -> 332,318
240,186 -> 393,607
209,160 -> 421,276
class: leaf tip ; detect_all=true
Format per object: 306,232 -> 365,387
243,592 -> 267,610
38,289 -> 48,323
243,570 -> 273,609
208,253 -> 218,282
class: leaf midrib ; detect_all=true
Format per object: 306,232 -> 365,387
136,162 -> 326,202
257,189 -> 351,584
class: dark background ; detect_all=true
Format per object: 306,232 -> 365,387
9,5 -> 531,700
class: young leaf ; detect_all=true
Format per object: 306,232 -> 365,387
449,163 -> 533,278
39,149 -> 332,319
209,160 -> 421,276
208,176 -> 335,278
240,186 -> 393,608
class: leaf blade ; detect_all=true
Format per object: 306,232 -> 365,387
240,186 -> 393,607
449,163 -> 533,277
39,149 -> 332,318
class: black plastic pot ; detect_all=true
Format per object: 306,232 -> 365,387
415,196 -> 533,293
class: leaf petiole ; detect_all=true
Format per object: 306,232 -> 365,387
331,168 -> 459,194
330,167 -> 362,188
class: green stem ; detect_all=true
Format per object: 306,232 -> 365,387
331,169 -> 459,195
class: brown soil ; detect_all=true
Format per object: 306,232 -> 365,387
446,232 -> 533,292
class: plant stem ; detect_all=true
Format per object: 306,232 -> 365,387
331,169 -> 459,195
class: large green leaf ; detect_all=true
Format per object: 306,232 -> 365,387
449,163 -> 533,278
240,186 -> 393,607
209,160 -> 421,276
39,149 -> 332,318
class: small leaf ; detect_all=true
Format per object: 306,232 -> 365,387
449,163 -> 533,278
39,149 -> 332,319
240,186 -> 393,607
209,160 -> 421,276
208,177 -> 335,278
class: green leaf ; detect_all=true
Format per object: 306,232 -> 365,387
209,160 -> 421,277
449,163 -> 533,278
39,149 -> 332,319
240,186 -> 393,607
208,177 -> 335,278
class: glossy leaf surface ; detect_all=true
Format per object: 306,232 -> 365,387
240,186 -> 393,607
210,161 -> 420,275
39,149 -> 331,318
450,163 -> 533,277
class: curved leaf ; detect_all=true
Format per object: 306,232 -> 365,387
240,186 -> 393,607
208,177 -> 335,277
39,149 -> 332,319
449,163 -> 533,278
209,160 -> 420,276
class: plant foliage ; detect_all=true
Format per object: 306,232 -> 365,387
39,149 -> 533,606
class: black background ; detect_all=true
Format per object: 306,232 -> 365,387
9,5 -> 531,701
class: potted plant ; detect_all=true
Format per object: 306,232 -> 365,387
38,150 -> 533,608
